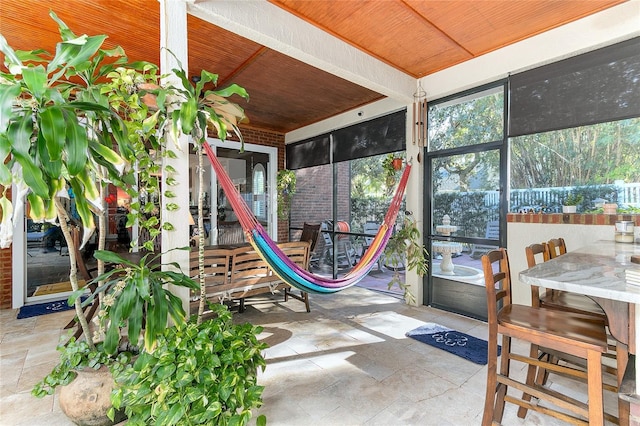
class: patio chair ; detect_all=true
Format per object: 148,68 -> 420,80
319,221 -> 355,269
469,220 -> 499,258
525,241 -> 626,400
299,223 -> 321,269
362,222 -> 383,272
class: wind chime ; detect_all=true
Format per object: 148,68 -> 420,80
412,82 -> 427,155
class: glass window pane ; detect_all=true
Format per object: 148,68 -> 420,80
510,117 -> 640,213
432,150 -> 500,239
428,86 -> 504,151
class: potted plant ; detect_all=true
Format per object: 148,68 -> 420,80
276,169 -> 296,220
384,211 -> 428,304
562,192 -> 584,213
2,11 -> 266,426
382,154 -> 404,195
111,303 -> 267,425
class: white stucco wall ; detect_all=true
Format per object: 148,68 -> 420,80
507,222 -> 617,306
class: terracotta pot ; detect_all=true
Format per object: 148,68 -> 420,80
58,366 -> 125,426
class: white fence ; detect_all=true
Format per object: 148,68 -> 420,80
471,182 -> 640,213
510,182 -> 640,212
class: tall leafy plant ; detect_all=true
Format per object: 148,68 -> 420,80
0,12 -> 160,343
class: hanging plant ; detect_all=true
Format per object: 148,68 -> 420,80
277,169 -> 296,220
382,154 -> 403,195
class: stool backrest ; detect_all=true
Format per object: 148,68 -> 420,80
547,237 -> 567,259
481,248 -> 512,323
524,242 -> 550,307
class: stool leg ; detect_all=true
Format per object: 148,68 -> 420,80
518,343 -> 540,418
483,331 -> 501,426
494,334 -> 511,424
586,350 -> 604,426
617,342 -> 630,426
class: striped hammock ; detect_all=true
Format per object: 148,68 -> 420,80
202,142 -> 411,294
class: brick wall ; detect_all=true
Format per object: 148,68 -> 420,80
290,162 -> 351,229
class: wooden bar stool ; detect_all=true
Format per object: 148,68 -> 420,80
527,240 -> 607,319
526,241 -> 629,424
482,248 -> 611,425
547,237 -> 567,259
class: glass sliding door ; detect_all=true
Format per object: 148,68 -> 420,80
425,83 -> 507,320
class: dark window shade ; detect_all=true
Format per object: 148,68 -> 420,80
332,109 -> 406,163
285,134 -> 330,170
509,37 -> 640,137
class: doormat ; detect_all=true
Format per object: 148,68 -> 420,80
32,280 -> 86,296
17,298 -> 83,319
406,323 -> 499,365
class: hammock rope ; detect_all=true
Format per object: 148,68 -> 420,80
202,142 -> 411,294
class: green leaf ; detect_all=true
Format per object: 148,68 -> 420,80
0,83 -> 21,132
93,249 -> 134,266
26,193 -> 46,221
66,35 -> 107,68
39,106 -> 65,161
65,119 -> 88,175
179,96 -> 197,135
13,151 -> 49,199
0,33 -> 23,69
164,403 -> 185,425
36,132 -> 62,178
212,83 -> 249,101
88,140 -> 126,172
7,112 -> 33,157
21,65 -> 47,101
144,284 -> 168,351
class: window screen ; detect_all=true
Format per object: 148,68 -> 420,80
285,134 -> 330,170
332,110 -> 406,163
509,37 -> 640,137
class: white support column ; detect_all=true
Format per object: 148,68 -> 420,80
159,0 -> 191,315
404,105 -> 424,306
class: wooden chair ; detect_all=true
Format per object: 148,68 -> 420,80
547,237 -> 567,259
527,241 -> 607,319
526,241 -> 629,422
482,248 -> 611,425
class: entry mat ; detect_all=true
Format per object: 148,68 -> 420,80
17,298 -> 78,319
406,323 -> 499,365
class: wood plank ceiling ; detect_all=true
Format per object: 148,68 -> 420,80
1,0 -> 626,134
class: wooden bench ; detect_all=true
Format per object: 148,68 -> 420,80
189,241 -> 311,314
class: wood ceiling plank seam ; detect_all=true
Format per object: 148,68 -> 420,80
218,46 -> 269,88
400,0 -> 474,57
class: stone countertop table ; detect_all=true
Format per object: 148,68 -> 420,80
520,240 -> 640,397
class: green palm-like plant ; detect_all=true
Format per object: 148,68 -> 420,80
6,13 -> 266,422
0,12 -> 160,343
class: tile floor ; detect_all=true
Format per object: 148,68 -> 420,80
0,286 -> 619,425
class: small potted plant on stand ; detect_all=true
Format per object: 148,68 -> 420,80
562,192 -> 584,213
383,211 -> 428,304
